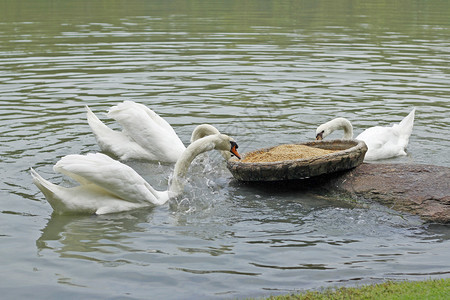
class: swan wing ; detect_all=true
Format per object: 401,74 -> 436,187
357,109 -> 415,160
107,101 -> 186,162
53,153 -> 167,205
87,105 -> 158,161
32,167 -> 150,214
357,126 -> 405,160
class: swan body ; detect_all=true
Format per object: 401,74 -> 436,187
87,101 -> 225,162
31,134 -> 241,215
315,108 -> 415,161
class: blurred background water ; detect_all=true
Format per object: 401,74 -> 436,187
0,0 -> 449,299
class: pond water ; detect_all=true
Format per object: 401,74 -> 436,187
1,0 -> 449,299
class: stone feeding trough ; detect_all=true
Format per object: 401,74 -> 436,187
227,140 -> 367,181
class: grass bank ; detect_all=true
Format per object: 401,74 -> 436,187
266,278 -> 450,299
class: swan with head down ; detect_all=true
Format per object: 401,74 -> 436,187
86,100 -> 230,162
31,134 -> 241,215
315,108 -> 415,161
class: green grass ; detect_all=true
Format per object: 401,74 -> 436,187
265,278 -> 450,300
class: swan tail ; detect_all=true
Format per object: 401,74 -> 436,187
31,168 -> 55,197
86,105 -> 137,159
398,108 -> 416,138
394,107 -> 415,152
30,168 -> 66,213
86,105 -> 115,138
399,108 -> 416,127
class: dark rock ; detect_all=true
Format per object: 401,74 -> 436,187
230,163 -> 449,223
323,163 -> 450,223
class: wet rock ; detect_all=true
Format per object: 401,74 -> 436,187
323,163 -> 450,223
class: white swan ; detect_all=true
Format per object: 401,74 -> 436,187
315,108 -> 415,161
86,101 -> 228,162
31,134 -> 241,215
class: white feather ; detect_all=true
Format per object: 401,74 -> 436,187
316,108 -> 415,161
31,135 -> 239,215
87,101 -> 229,162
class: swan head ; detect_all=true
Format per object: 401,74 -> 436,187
214,134 -> 241,159
190,125 -> 238,160
315,126 -> 326,140
315,118 -> 353,140
315,122 -> 333,140
230,141 -> 241,159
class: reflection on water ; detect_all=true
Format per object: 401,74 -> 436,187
1,0 -> 449,299
33,192 -> 448,298
36,214 -> 149,262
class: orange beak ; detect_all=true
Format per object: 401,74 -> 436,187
316,132 -> 323,140
231,144 -> 241,159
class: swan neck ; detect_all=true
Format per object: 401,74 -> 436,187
169,135 -> 216,195
341,121 -> 353,139
334,118 -> 353,139
190,124 -> 220,143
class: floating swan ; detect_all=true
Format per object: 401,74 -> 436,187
31,134 -> 241,215
86,101 -> 228,162
315,108 -> 415,161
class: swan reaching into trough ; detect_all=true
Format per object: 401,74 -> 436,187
315,108 -> 415,161
86,101 -> 228,162
31,134 -> 241,215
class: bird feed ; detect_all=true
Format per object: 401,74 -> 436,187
242,144 -> 338,163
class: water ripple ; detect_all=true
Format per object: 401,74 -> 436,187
1,2 -> 449,299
